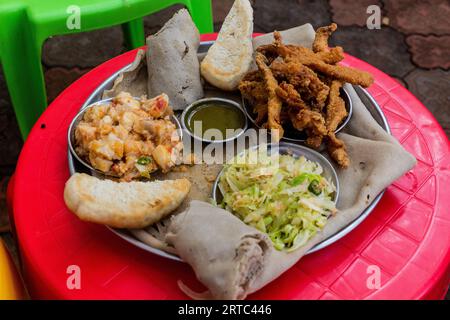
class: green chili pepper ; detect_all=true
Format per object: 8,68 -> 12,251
291,174 -> 307,186
292,173 -> 322,186
308,180 -> 322,195
137,156 -> 152,165
263,216 -> 273,226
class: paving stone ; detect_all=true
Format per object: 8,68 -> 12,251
0,176 -> 10,231
143,4 -> 185,36
0,68 -> 23,168
392,76 -> 408,88
253,0 -> 331,33
144,0 -> 246,33
330,26 -> 415,78
330,0 -> 382,27
0,104 -> 21,167
213,0 -> 254,32
212,0 -> 235,24
42,26 -> 124,68
213,22 -> 224,33
384,0 -> 450,35
44,67 -> 90,103
406,35 -> 450,69
405,69 -> 450,138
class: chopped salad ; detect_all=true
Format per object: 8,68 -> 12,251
219,148 -> 337,251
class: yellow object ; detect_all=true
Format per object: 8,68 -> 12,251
0,239 -> 25,300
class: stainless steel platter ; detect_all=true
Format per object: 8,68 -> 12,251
68,41 -> 391,261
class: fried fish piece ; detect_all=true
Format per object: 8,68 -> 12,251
283,44 -> 345,65
253,102 -> 268,125
288,108 -> 327,149
284,47 -> 373,87
239,70 -> 269,125
325,80 -> 347,132
255,52 -> 284,141
256,32 -> 284,64
305,60 -> 373,88
260,31 -> 345,65
244,25 -> 373,167
239,78 -> 268,103
324,80 -> 350,167
315,46 -> 345,64
271,60 -> 330,110
256,43 -> 277,56
271,33 -> 373,88
275,82 -> 308,109
312,23 -> 337,53
327,132 -> 350,168
241,70 -> 263,82
276,82 -> 327,148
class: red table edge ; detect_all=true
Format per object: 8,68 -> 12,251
10,33 -> 450,300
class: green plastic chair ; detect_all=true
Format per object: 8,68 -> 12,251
0,0 -> 213,139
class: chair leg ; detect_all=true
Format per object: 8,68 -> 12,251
121,1 -> 212,49
122,18 -> 146,49
0,15 -> 47,139
186,0 -> 214,34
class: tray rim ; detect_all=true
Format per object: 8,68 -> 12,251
68,41 -> 391,262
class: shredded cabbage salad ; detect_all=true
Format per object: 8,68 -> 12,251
219,148 -> 337,252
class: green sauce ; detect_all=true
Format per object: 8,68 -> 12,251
188,103 -> 246,140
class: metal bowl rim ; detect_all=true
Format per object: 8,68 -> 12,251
180,97 -> 249,144
211,141 -> 340,205
67,96 -> 183,177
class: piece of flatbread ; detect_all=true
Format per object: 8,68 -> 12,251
64,173 -> 191,228
166,200 -> 272,300
102,49 -> 148,99
201,0 -> 254,91
146,9 -> 203,110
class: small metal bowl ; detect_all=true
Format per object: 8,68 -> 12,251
212,142 -> 340,204
242,87 -> 353,143
180,97 -> 248,144
67,97 -> 183,178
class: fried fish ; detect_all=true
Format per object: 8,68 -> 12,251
239,23 -> 373,167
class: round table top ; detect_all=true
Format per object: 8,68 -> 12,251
12,34 -> 450,299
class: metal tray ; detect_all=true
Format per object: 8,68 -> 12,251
68,41 -> 391,261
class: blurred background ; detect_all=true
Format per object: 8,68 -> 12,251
0,0 -> 449,298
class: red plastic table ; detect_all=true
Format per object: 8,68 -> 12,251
10,34 -> 450,299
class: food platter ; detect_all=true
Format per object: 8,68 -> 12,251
62,3 -> 418,299
68,40 -> 391,262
